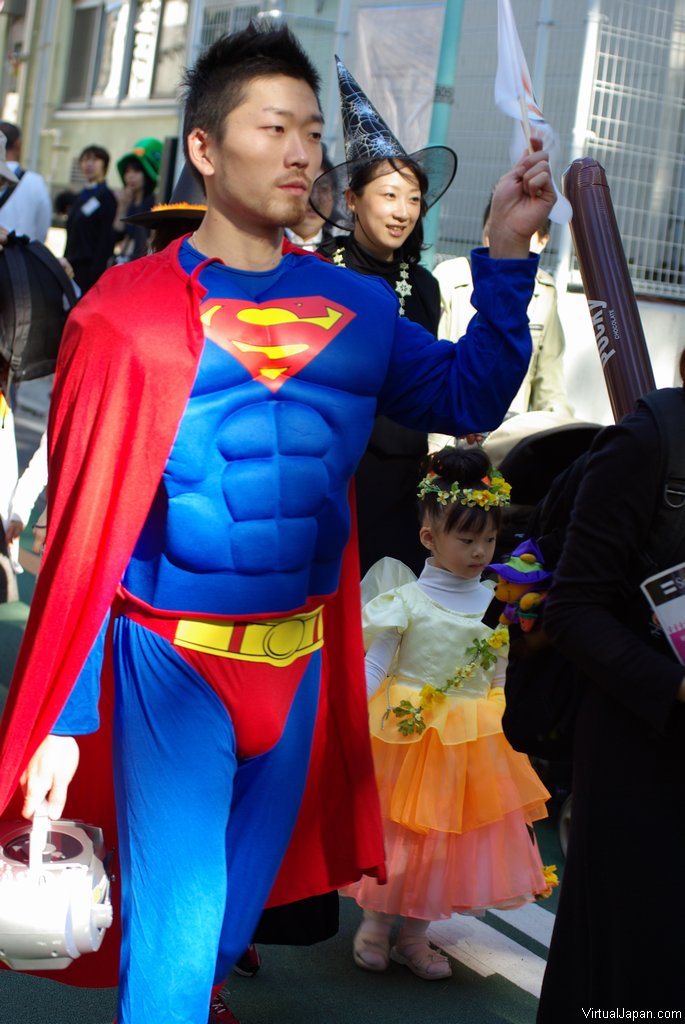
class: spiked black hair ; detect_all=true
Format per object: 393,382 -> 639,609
182,20 -> 321,174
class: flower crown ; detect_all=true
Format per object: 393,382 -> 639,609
417,467 -> 511,509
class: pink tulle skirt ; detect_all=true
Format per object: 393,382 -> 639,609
342,691 -> 551,919
343,809 -> 548,919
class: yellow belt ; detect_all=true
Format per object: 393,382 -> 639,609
173,605 -> 324,667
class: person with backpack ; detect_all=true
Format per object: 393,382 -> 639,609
0,121 -> 52,243
537,349 -> 685,1018
0,224 -> 76,593
0,355 -> 20,602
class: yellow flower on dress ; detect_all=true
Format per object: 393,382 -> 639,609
391,626 -> 507,735
488,626 -> 509,650
537,864 -> 560,899
449,663 -> 476,687
419,684 -> 447,708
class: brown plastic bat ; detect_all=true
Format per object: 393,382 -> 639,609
562,157 -> 655,422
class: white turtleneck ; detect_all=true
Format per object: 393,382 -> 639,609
364,559 -> 496,695
416,558 -> 493,613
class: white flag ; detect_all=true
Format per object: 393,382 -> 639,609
495,0 -> 572,224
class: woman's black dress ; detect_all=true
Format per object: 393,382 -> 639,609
318,234 -> 441,575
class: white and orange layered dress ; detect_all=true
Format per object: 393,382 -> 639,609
343,558 -> 550,920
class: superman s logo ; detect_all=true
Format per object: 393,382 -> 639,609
199,296 -> 356,393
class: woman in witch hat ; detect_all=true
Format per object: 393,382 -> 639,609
315,59 -> 457,576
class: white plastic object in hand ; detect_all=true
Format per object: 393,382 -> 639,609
28,800 -> 50,874
0,816 -> 113,970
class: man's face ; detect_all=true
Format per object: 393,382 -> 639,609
80,154 -> 107,184
188,75 -> 323,232
290,177 -> 333,241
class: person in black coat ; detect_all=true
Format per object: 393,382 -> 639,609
63,145 -> 117,294
537,349 -> 685,1019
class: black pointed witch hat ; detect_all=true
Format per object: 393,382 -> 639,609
311,56 -> 457,231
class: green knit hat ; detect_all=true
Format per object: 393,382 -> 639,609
117,137 -> 163,186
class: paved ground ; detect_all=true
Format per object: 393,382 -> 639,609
0,872 -> 564,1024
0,381 -> 564,1023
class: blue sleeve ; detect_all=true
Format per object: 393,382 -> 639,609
378,249 -> 538,435
51,612 -> 109,735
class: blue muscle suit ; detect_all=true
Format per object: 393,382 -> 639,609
1,237 -> 538,1023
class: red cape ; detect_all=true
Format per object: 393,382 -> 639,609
0,237 -> 384,986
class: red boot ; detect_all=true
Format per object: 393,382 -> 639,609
209,985 -> 241,1024
233,943 -> 262,977
112,985 -> 240,1024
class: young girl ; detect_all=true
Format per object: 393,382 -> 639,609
344,446 -> 551,980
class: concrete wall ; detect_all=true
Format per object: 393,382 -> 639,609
559,291 -> 685,425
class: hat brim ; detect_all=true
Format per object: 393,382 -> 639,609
488,562 -> 552,585
123,203 -> 207,228
310,146 -> 457,231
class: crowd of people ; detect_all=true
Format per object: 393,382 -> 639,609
0,17 -> 684,1024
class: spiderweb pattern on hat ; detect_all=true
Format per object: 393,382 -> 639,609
311,57 -> 457,232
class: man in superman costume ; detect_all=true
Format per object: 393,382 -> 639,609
0,23 -> 555,1024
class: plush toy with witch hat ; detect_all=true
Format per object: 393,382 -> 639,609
489,539 -> 553,632
310,57 -> 457,233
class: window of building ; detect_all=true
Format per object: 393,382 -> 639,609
586,0 -> 685,298
94,0 -> 130,101
62,4 -> 102,103
151,0 -> 188,97
199,1 -> 260,50
63,0 -> 188,106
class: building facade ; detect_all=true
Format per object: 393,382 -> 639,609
1,0 -> 683,419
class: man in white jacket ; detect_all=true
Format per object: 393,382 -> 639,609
434,210 -> 573,419
0,122 -> 52,243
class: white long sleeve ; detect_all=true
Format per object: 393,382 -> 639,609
0,397 -> 18,527
365,630 -> 402,697
9,429 -> 48,526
